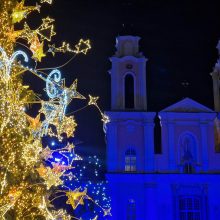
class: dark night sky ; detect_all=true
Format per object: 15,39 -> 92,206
25,0 -> 220,162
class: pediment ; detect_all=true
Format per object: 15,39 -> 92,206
160,98 -> 214,113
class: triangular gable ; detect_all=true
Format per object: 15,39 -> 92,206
160,98 -> 214,113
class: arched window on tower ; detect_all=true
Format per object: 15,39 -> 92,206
127,199 -> 136,220
125,74 -> 135,109
125,149 -> 136,172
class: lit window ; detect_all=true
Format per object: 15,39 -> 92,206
127,199 -> 136,220
125,149 -> 136,172
179,196 -> 202,220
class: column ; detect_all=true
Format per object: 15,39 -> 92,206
168,122 -> 176,170
200,123 -> 209,171
106,121 -> 118,172
144,122 -> 155,171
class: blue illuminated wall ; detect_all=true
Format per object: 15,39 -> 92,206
105,36 -> 220,220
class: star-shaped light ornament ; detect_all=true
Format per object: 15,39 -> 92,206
36,163 -> 48,177
88,95 -> 99,106
30,35 -> 41,54
74,39 -> 91,54
12,0 -> 41,24
61,79 -> 85,105
103,208 -> 112,217
66,188 -> 87,210
26,113 -> 41,131
40,0 -> 53,4
37,19 -> 56,42
92,216 -> 98,220
37,165 -> 63,189
101,113 -> 110,124
32,42 -> 46,62
6,27 -> 23,43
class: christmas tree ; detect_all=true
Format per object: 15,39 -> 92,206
0,0 -> 110,219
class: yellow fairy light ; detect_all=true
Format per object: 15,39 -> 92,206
74,39 -> 91,54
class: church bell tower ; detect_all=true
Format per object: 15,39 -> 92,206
105,36 -> 156,219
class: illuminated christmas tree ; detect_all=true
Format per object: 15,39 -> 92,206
0,0 -> 110,219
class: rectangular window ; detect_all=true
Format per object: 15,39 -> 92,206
179,197 -> 202,220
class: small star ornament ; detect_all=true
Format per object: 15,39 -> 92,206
74,39 -> 91,54
66,188 -> 87,209
88,95 -> 99,106
103,207 -> 112,216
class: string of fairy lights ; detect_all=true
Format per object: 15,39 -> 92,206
0,0 -> 111,219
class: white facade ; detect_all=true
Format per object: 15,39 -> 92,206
105,36 -> 220,220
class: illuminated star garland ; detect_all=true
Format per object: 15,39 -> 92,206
0,0 -> 110,219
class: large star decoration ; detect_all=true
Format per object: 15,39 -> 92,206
88,95 -> 99,106
66,188 -> 87,210
37,23 -> 56,42
74,39 -> 91,54
6,27 -> 23,43
32,42 -> 46,62
42,167 -> 63,189
12,1 -> 40,24
26,113 -> 41,131
62,79 -> 85,105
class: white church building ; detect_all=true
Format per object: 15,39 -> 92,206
105,36 -> 220,220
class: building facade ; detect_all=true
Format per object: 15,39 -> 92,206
105,36 -> 220,220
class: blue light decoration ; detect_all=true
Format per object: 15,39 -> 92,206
43,138 -> 111,220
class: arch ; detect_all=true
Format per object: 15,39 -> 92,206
178,132 -> 198,173
124,73 -> 135,109
125,148 -> 136,172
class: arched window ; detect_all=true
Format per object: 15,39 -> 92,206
179,133 -> 197,173
179,196 -> 202,220
125,74 -> 134,109
125,149 -> 136,172
127,199 -> 136,220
